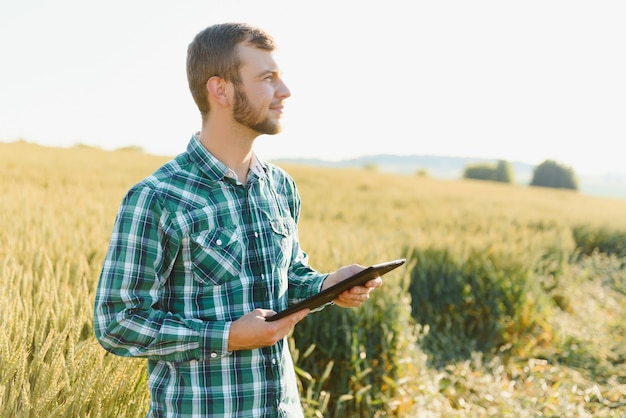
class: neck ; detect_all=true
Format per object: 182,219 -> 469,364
197,124 -> 257,183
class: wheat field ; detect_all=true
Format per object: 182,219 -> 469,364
1,141 -> 625,417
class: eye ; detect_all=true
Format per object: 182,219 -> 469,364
263,71 -> 281,82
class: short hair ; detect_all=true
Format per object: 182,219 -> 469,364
186,22 -> 276,118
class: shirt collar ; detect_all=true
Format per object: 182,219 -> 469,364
249,154 -> 265,178
187,134 -> 267,183
224,153 -> 264,182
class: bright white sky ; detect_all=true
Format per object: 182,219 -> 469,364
1,0 -> 624,175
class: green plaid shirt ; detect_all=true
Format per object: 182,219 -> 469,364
94,135 -> 327,417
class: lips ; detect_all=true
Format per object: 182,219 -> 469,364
270,105 -> 284,115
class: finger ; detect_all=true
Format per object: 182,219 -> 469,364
337,295 -> 365,307
349,285 -> 373,295
340,291 -> 369,302
263,310 -> 278,319
293,308 -> 310,322
365,277 -> 383,288
279,308 -> 310,325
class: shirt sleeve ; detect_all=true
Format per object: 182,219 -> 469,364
281,177 -> 329,304
286,231 -> 328,303
93,183 -> 231,362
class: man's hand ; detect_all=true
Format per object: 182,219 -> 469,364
227,308 -> 310,351
322,264 -> 383,308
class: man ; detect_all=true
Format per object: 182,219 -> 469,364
93,22 -> 382,417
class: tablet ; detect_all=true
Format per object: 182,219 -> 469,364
265,258 -> 406,322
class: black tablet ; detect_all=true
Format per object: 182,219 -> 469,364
265,258 -> 406,322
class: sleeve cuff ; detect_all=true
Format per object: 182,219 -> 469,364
311,273 -> 329,297
199,320 -> 232,359
310,273 -> 334,313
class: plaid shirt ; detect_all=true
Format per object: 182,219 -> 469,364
94,135 -> 328,417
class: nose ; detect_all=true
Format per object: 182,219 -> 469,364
276,77 -> 291,99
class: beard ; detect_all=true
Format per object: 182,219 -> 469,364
232,85 -> 281,135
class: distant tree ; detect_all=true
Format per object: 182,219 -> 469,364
495,160 -> 514,183
415,168 -> 429,177
464,164 -> 497,181
463,160 -> 514,183
72,142 -> 101,150
530,159 -> 578,191
116,145 -> 144,153
363,163 -> 378,171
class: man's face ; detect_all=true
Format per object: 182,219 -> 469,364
231,44 -> 291,135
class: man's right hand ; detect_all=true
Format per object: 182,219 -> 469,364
227,308 -> 310,351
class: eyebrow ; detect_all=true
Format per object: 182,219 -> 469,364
258,68 -> 281,78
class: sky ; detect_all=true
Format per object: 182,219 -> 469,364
1,0 -> 625,175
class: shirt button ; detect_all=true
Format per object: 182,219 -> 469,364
254,232 -> 259,238
271,358 -> 277,365
210,352 -> 218,358
216,239 -> 222,246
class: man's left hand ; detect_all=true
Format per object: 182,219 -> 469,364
321,264 -> 383,308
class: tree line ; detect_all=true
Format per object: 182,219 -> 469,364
462,159 -> 578,191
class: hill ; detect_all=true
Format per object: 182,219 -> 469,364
274,154 -> 626,201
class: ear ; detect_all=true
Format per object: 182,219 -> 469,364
206,76 -> 231,107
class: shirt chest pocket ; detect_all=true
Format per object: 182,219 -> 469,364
269,218 -> 295,268
188,226 -> 243,286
